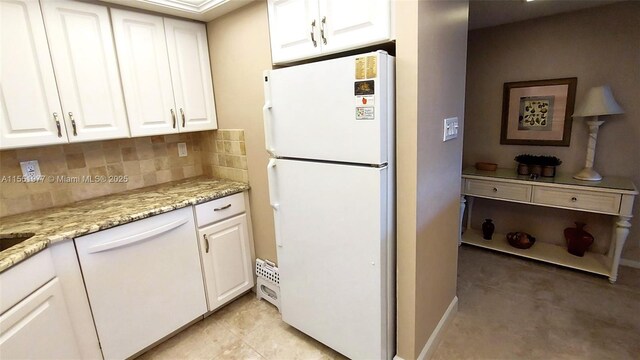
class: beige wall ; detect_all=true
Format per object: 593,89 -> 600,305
395,0 -> 469,358
463,1 -> 640,263
395,1 -> 419,357
206,0 -> 277,262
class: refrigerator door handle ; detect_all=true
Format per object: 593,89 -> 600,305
263,101 -> 275,156
267,159 -> 283,247
263,70 -> 275,156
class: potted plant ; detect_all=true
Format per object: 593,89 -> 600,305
539,155 -> 562,177
514,154 -> 536,175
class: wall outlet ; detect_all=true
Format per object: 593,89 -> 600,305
443,117 -> 459,141
177,142 -> 188,157
20,160 -> 41,182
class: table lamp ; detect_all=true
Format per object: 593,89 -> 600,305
572,85 -> 624,181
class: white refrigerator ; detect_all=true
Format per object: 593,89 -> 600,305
264,51 -> 395,360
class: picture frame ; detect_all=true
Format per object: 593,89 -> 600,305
500,77 -> 577,146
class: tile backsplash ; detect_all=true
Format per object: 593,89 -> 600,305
0,130 -> 248,217
200,129 -> 248,183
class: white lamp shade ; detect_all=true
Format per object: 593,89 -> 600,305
572,85 -> 624,117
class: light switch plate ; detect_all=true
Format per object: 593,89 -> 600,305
178,142 -> 188,157
443,117 -> 459,141
20,160 -> 41,182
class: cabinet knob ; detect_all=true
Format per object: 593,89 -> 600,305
492,187 -> 498,192
571,197 -> 578,202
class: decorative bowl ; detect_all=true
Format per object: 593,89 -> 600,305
475,162 -> 498,171
507,232 -> 536,249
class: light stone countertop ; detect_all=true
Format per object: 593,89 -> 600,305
0,177 -> 250,273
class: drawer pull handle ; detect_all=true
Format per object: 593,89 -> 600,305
204,234 -> 209,253
214,204 -> 231,211
571,197 -> 578,202
492,187 -> 498,192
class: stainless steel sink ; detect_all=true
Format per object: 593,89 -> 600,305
0,233 -> 35,252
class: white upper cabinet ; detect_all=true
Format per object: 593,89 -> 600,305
0,0 -> 68,149
111,9 -> 178,137
41,0 -> 130,143
318,0 -> 391,54
268,0 -> 322,64
164,18 -> 218,132
267,0 -> 392,64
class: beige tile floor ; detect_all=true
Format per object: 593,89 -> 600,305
137,291 -> 347,360
139,245 -> 640,359
432,245 -> 640,360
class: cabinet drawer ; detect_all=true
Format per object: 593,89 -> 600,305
533,187 -> 621,214
195,192 -> 245,227
465,179 -> 531,202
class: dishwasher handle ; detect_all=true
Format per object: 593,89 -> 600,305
86,217 -> 189,254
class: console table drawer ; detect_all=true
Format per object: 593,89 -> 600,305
465,179 -> 531,202
533,187 -> 621,214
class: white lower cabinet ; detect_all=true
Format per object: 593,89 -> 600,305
195,192 -> 255,311
200,214 -> 254,310
74,207 -> 207,359
0,250 -> 82,359
1,193 -> 254,358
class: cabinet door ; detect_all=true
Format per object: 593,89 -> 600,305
41,0 -> 130,142
74,208 -> 207,360
200,214 -> 254,311
318,0 -> 391,54
268,0 -> 322,64
0,0 -> 68,149
111,9 -> 178,137
0,278 -> 82,359
164,18 -> 217,132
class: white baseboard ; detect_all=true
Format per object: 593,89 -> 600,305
393,356 -> 406,360
417,296 -> 458,360
621,258 -> 640,269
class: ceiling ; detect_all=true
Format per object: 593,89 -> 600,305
469,0 -> 622,30
103,0 -> 623,27
102,0 -> 255,21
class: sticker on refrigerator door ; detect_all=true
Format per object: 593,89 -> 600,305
354,80 -> 374,95
366,56 -> 377,79
355,95 -> 375,107
356,107 -> 375,120
355,57 -> 366,79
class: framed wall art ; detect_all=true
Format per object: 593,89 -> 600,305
500,77 -> 577,146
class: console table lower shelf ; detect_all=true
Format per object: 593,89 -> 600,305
462,228 -> 610,278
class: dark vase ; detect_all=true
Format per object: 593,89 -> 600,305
541,166 -> 556,177
564,222 -> 595,257
482,219 -> 495,240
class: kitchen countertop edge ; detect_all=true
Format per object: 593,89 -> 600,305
0,177 -> 250,273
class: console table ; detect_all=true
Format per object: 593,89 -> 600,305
460,167 -> 638,283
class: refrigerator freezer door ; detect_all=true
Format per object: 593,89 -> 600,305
267,158 -> 390,359
264,51 -> 391,165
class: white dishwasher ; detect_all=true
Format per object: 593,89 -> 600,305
75,207 -> 207,359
